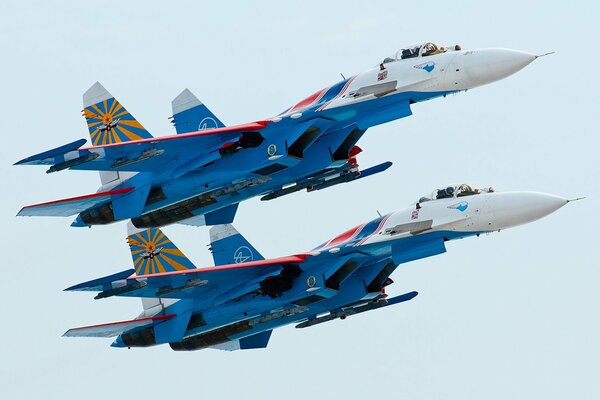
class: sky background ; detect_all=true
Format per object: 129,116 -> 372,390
1,1 -> 598,398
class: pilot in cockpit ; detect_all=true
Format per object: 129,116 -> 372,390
456,184 -> 480,197
436,186 -> 455,199
401,46 -> 421,59
421,42 -> 448,57
416,184 -> 492,209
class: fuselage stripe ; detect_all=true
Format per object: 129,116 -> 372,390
355,213 -> 393,247
286,87 -> 329,114
321,223 -> 366,249
316,75 -> 356,112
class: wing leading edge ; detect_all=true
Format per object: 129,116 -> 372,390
65,254 -> 309,300
14,121 -> 270,173
17,187 -> 134,217
63,314 -> 175,338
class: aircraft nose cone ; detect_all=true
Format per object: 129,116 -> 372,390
463,49 -> 536,87
485,192 -> 568,230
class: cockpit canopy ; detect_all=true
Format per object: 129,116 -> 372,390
417,184 -> 494,203
382,42 -> 451,64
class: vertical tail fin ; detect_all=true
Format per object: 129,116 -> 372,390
83,82 -> 153,186
82,82 -> 153,146
171,89 -> 225,134
209,224 -> 265,266
127,222 -> 196,276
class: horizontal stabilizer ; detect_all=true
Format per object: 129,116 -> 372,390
65,269 -> 135,292
63,314 -> 174,338
17,187 -> 134,217
14,138 -> 87,166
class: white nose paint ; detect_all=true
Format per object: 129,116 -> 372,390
452,49 -> 537,89
480,192 -> 568,230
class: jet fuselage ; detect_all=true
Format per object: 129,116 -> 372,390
112,188 -> 567,350
75,46 -> 539,228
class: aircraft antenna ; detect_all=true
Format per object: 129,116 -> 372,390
535,51 -> 555,59
340,73 -> 346,80
376,210 -> 382,217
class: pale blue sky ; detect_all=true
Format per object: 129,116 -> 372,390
1,1 -> 598,399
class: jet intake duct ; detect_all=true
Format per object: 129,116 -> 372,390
331,128 -> 363,161
287,127 -> 320,159
219,131 -> 264,157
325,260 -> 358,291
366,262 -> 396,293
258,264 -> 302,298
239,131 -> 264,148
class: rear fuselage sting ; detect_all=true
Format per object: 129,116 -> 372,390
71,46 -> 538,227
111,189 -> 568,349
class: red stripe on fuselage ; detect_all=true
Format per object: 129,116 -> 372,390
286,88 -> 329,114
323,223 -> 365,248
355,213 -> 393,247
134,254 -> 309,280
68,314 -> 175,331
316,75 -> 356,112
79,121 -> 270,151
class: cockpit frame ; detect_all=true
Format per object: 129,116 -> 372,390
382,42 -> 452,65
417,184 -> 494,204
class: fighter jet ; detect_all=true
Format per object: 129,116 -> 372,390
16,43 -> 544,228
63,184 -> 574,351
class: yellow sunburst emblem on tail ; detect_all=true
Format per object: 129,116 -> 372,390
127,228 -> 196,275
81,83 -> 153,145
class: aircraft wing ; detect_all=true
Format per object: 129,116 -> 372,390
14,121 -> 269,173
63,314 -> 175,338
17,187 -> 133,217
65,254 -> 309,300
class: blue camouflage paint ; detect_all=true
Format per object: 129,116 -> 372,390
210,228 -> 265,266
173,103 -> 226,134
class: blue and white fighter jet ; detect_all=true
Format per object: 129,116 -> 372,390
16,43 -> 543,228
64,184 -> 573,351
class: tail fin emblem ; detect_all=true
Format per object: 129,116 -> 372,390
234,246 -> 253,264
